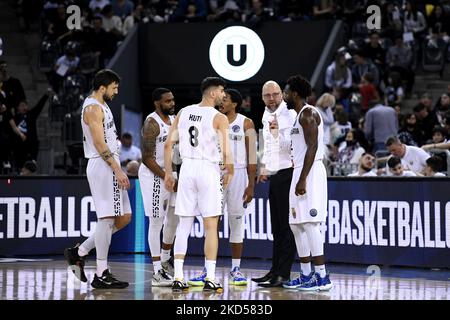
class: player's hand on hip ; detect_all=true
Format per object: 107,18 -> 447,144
116,169 -> 130,190
295,179 -> 306,196
164,174 -> 175,192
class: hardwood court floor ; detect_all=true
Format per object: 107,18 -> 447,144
0,255 -> 449,300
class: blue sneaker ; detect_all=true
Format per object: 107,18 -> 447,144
297,272 -> 318,291
188,267 -> 207,286
316,272 -> 333,291
282,273 -> 310,289
229,267 -> 248,286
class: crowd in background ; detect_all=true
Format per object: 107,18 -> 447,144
1,0 -> 449,176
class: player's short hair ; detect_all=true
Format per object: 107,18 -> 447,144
225,88 -> 242,109
122,132 -> 132,140
152,87 -> 171,102
93,69 -> 121,90
387,156 -> 401,168
426,155 -> 443,172
286,74 -> 312,100
362,152 -> 375,158
200,77 -> 226,94
385,136 -> 401,147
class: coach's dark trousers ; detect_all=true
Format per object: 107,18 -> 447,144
268,167 -> 296,279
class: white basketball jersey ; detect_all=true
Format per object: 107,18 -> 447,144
81,96 -> 119,159
229,113 -> 247,169
144,111 -> 175,168
291,104 -> 324,168
178,104 -> 221,163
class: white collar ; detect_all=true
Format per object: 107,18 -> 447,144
263,101 -> 287,118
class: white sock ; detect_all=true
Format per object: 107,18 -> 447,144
231,259 -> 241,269
174,259 -> 184,280
205,260 -> 216,281
153,260 -> 162,273
301,262 -> 312,275
96,259 -> 108,277
315,264 -> 326,278
161,249 -> 171,262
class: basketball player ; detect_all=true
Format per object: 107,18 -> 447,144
187,89 -> 256,287
164,77 -> 234,292
64,69 -> 131,289
282,75 -> 332,291
138,88 -> 179,287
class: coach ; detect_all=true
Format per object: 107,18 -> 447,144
252,80 -> 297,287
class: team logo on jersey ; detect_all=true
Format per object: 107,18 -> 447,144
209,26 -> 265,82
310,209 -> 318,217
232,125 -> 240,133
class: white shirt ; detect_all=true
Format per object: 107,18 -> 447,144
348,170 -> 377,177
119,145 -> 142,165
102,15 -> 123,33
261,101 -> 296,173
401,145 -> 430,174
396,170 -> 417,177
317,106 -> 334,146
89,0 -> 110,11
56,55 -> 79,69
432,172 -> 446,177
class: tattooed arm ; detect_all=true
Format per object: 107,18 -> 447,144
141,117 -> 165,179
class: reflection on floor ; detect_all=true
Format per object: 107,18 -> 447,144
0,255 -> 449,300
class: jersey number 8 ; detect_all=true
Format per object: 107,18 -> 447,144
188,126 -> 199,147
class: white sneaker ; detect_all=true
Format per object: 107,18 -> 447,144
152,269 -> 173,287
161,259 -> 174,277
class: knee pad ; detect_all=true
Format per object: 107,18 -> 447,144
228,215 -> 244,243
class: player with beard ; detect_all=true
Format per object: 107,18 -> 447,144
64,69 -> 131,289
138,88 -> 179,286
282,74 -> 332,291
164,77 -> 234,292
188,88 -> 257,287
347,152 -> 377,176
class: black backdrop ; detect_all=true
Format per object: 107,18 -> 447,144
138,21 -> 337,129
